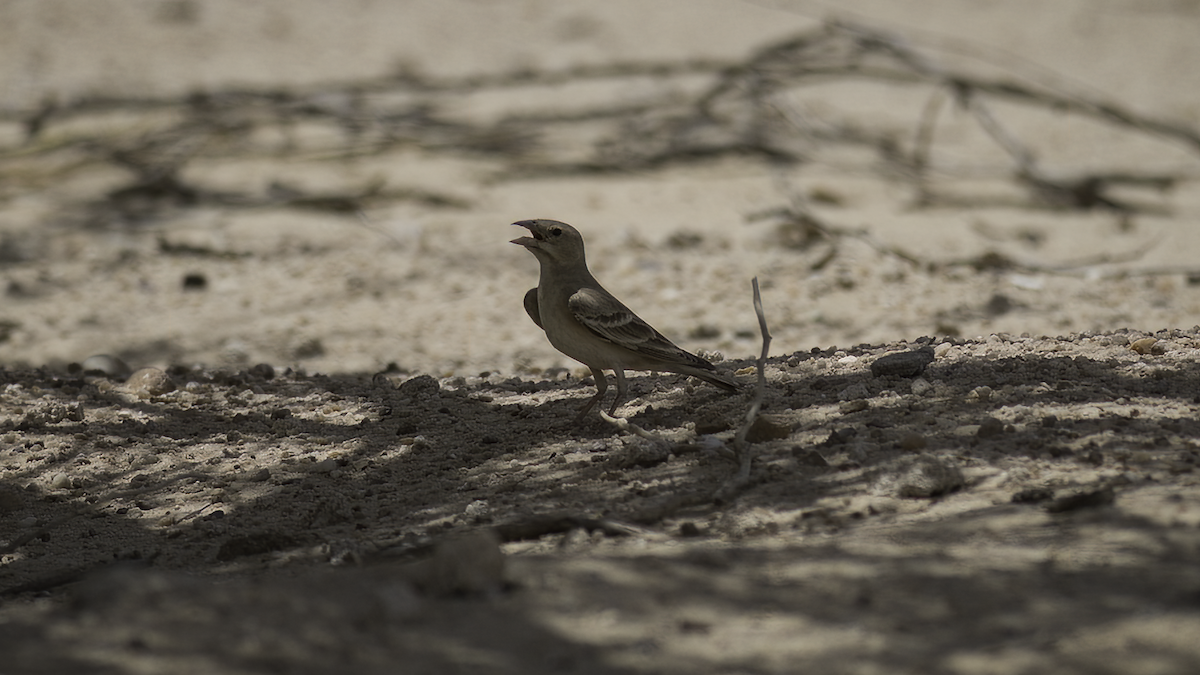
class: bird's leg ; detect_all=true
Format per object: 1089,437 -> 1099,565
572,367 -> 608,424
607,368 -> 628,416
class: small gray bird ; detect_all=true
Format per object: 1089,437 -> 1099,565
511,218 -> 739,422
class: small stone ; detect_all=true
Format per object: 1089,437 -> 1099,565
404,530 -> 505,596
895,456 -> 965,498
984,293 -> 1014,316
49,472 -> 72,489
1129,337 -> 1159,355
291,337 -> 325,359
1012,487 -> 1054,504
839,400 -> 869,414
126,367 -> 176,396
679,521 -> 703,537
620,441 -> 670,468
967,385 -> 994,402
898,432 -> 927,451
977,417 -> 1005,438
839,382 -> 870,401
81,354 -> 132,379
695,418 -> 732,435
398,374 -> 441,398
1045,486 -> 1115,513
311,458 -> 338,473
745,414 -> 792,443
182,272 -> 207,290
822,428 -> 858,446
249,363 -> 275,380
910,377 -> 933,396
870,347 -> 934,378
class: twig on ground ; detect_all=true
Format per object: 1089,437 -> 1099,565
715,277 -> 772,503
599,409 -> 663,441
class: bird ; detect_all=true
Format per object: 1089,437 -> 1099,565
511,218 -> 740,422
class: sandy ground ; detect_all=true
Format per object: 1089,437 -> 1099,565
2,1 -> 1200,673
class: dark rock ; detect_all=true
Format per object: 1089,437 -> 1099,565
870,347 -> 935,378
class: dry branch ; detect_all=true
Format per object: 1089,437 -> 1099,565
714,277 -> 772,503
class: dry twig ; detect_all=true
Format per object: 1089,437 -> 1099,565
714,277 -> 772,503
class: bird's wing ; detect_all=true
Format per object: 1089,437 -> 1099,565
568,287 -> 714,370
523,287 -> 543,329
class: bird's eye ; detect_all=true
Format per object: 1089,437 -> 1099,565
550,227 -> 562,237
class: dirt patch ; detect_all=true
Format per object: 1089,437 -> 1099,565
3,2 -> 1200,673
2,328 -> 1200,673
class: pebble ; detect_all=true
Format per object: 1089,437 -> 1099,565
398,374 -> 441,398
1129,337 -> 1165,355
822,428 -> 857,446
967,385 -> 994,402
870,347 -> 934,377
81,354 -> 132,379
248,363 -> 276,380
1129,337 -> 1156,354
894,456 -> 965,498
182,272 -> 207,290
695,418 -> 733,434
898,432 -> 927,451
793,448 -> 830,467
910,377 -> 933,396
126,367 -> 176,396
745,414 -> 792,442
1012,487 -> 1054,503
403,530 -> 505,596
1045,486 -> 1115,513
839,399 -> 869,414
49,472 -> 72,489
464,500 -> 489,517
311,458 -> 338,473
838,382 -> 870,401
976,417 -> 1005,438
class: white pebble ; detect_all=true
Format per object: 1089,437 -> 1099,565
464,499 -> 489,517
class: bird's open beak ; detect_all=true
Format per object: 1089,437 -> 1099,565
510,220 -> 542,248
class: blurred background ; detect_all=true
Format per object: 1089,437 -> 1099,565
1,0 -> 1199,375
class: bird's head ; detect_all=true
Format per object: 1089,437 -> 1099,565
510,219 -> 587,266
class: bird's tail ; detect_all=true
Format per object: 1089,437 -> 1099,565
692,368 -> 741,393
